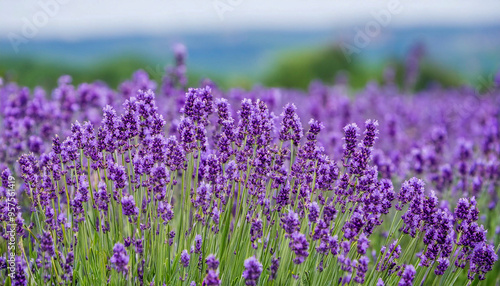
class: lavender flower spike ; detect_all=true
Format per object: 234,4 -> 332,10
242,256 -> 263,286
110,243 -> 129,276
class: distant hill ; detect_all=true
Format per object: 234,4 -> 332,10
0,26 -> 499,86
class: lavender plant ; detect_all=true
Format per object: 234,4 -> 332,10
0,82 -> 498,285
0,45 -> 499,285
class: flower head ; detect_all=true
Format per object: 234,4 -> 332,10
242,256 -> 263,286
110,243 -> 129,275
181,250 -> 190,268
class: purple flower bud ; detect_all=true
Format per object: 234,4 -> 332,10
398,265 -> 416,286
357,233 -> 370,255
289,232 -> 309,264
343,123 -> 359,159
110,243 -> 129,275
205,254 -> 219,270
41,231 -> 55,257
306,118 -> 324,141
242,256 -> 262,286
202,270 -> 221,286
308,202 -> 320,224
396,177 -> 424,211
281,210 -> 300,236
469,242 -> 498,280
434,257 -> 449,275
168,231 -> 175,246
279,103 -> 303,144
179,116 -> 196,153
157,201 -> 174,223
362,119 -> 379,149
354,256 -> 369,283
109,162 -> 128,190
12,256 -> 28,286
121,195 -> 139,216
194,235 -> 202,254
181,250 -> 190,268
269,257 -> 280,280
96,181 -> 110,212
250,218 -> 263,248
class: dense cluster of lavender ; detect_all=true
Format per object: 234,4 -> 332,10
0,46 -> 499,285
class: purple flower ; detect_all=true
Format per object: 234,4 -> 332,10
95,181 -> 110,212
312,219 -> 329,241
135,236 -> 144,254
362,119 -> 379,149
435,257 -> 449,275
109,162 -> 128,190
40,231 -> 55,257
455,198 -> 470,221
182,86 -> 213,124
269,257 -> 280,280
323,203 -> 337,224
202,270 -> 221,286
63,251 -> 74,281
165,136 -> 186,171
289,232 -> 309,264
120,97 -> 140,139
306,118 -> 324,141
179,116 -> 196,153
169,231 -> 175,246
308,202 -> 320,224
354,256 -> 369,283
279,103 -> 303,144
276,183 -> 291,211
398,265 -> 416,286
52,135 -> 62,154
121,195 -> 139,216
28,135 -> 43,153
316,160 -> 339,191
215,98 -> 232,125
328,235 -> 340,256
181,250 -> 190,268
250,218 -> 263,248
468,242 -> 498,280
194,235 -> 202,254
205,254 -> 219,270
396,177 -> 425,211
338,254 -> 352,272
110,243 -> 129,275
12,256 -> 28,286
100,105 -> 118,152
342,210 -> 365,240
242,256 -> 262,286
377,240 -> 401,272
454,197 -> 479,224
157,201 -> 174,223
341,240 -> 351,254
357,233 -> 370,255
281,210 -> 300,236
343,123 -> 359,159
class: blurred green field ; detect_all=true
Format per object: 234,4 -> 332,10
0,45 -> 494,92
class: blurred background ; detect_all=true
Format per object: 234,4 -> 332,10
1,0 -> 500,91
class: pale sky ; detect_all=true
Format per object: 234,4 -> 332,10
1,0 -> 500,40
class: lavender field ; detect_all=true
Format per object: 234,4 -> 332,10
1,45 -> 499,286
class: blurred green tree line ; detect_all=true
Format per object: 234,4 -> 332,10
0,45 -> 489,92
